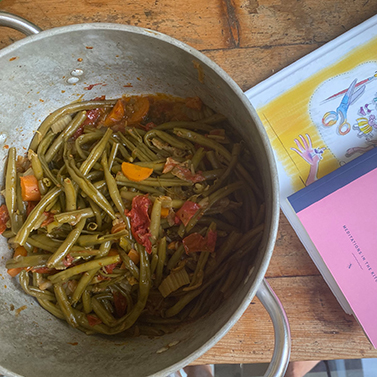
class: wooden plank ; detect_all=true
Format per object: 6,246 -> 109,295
194,276 -> 377,365
2,0 -> 377,52
266,213 -> 320,278
204,43 -> 321,91
0,0 -> 232,50
233,0 -> 377,49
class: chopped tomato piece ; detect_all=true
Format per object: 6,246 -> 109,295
182,230 -> 217,254
63,254 -> 75,267
163,158 -> 205,183
142,122 -> 157,131
208,129 -> 226,136
31,267 -> 56,275
104,263 -> 118,274
175,201 -> 200,226
83,108 -> 103,126
113,291 -> 128,318
87,314 -> 102,326
41,212 -> 55,227
72,125 -> 84,140
0,204 -> 10,235
26,201 -> 37,216
127,195 -> 153,253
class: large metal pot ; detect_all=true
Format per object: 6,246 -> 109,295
0,12 -> 290,377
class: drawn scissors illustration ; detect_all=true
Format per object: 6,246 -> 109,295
322,79 -> 365,135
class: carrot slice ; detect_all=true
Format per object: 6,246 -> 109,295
7,246 -> 28,277
108,249 -> 119,256
20,175 -> 41,202
103,99 -> 125,127
121,162 -> 153,182
160,207 -> 170,218
128,248 -> 140,265
126,96 -> 150,124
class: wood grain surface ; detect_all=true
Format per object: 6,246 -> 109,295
1,0 -> 377,365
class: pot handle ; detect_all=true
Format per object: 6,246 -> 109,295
0,11 -> 41,36
256,279 -> 291,377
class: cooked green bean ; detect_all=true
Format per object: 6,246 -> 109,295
149,196 -> 162,242
64,152 -> 115,220
77,231 -> 127,247
114,245 -> 150,332
116,174 -> 192,187
30,99 -> 116,151
63,178 -> 77,211
144,129 -> 190,151
55,207 -> 94,225
80,128 -> 113,176
19,270 -> 56,301
75,132 -> 103,160
47,218 -> 86,268
118,248 -> 140,280
71,241 -> 112,305
14,187 -> 62,245
54,283 -> 79,328
5,147 -> 17,218
29,150 -> 44,180
101,151 -> 127,222
92,297 -> 117,326
45,111 -> 87,163
203,143 -> 241,197
108,142 -> 119,171
48,255 -> 121,284
2,94 -> 265,340
155,237 -> 166,287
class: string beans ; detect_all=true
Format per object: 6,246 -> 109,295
1,93 -> 265,338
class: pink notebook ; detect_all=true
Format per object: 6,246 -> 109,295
288,146 -> 377,347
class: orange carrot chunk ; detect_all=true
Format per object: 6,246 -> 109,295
20,175 -> 41,202
160,207 -> 170,218
128,248 -> 140,265
7,246 -> 28,277
121,162 -> 153,182
103,99 -> 125,127
126,96 -> 150,124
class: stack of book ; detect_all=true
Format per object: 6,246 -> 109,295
246,14 -> 377,348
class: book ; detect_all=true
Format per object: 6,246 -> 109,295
245,13 -> 377,346
287,147 -> 377,348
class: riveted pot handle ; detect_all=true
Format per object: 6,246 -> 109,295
256,279 -> 291,377
0,12 -> 41,36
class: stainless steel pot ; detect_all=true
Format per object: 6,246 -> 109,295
0,12 -> 290,377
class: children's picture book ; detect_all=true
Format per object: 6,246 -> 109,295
245,13 -> 377,346
287,147 -> 377,348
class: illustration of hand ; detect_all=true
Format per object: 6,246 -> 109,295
291,134 -> 325,165
291,134 -> 325,186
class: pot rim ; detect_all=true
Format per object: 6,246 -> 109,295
0,22 -> 280,375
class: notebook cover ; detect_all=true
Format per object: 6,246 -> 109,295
288,146 -> 377,347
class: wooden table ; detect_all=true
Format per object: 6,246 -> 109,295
2,0 -> 377,366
